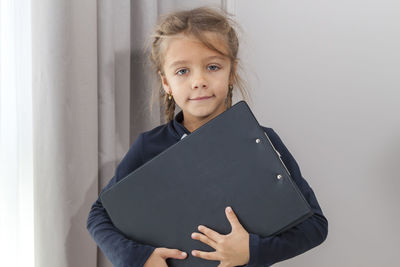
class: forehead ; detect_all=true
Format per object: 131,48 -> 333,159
163,32 -> 229,66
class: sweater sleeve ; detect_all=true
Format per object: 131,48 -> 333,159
86,133 -> 156,267
245,128 -> 328,267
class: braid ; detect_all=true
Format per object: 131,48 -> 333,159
225,85 -> 234,108
164,92 -> 176,122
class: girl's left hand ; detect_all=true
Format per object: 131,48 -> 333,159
191,206 -> 250,267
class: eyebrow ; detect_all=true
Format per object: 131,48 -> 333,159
168,55 -> 227,69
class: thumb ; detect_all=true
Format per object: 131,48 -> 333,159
225,206 -> 242,232
159,248 -> 187,260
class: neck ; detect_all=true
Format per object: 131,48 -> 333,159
181,106 -> 227,133
182,118 -> 207,133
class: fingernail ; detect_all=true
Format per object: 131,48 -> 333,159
192,251 -> 196,256
227,206 -> 232,212
181,252 -> 186,257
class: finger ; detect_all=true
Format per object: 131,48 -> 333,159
191,232 -> 217,249
159,248 -> 187,260
225,206 -> 242,232
198,225 -> 222,242
191,249 -> 219,261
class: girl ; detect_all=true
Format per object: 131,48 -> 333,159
87,7 -> 328,267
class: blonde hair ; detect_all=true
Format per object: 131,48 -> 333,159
148,6 -> 250,123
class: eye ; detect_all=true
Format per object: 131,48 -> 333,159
207,64 -> 220,71
176,68 -> 189,76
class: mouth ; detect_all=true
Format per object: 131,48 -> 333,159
190,95 -> 214,101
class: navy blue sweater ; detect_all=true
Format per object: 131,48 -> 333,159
86,110 -> 328,267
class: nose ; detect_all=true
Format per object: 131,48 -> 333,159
192,72 -> 208,89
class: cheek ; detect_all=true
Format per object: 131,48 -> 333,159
214,73 -> 230,94
167,79 -> 189,101
166,77 -> 183,92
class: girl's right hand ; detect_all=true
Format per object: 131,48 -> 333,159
143,247 -> 187,267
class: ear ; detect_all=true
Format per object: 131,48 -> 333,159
158,70 -> 171,95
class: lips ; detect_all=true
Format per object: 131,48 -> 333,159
190,95 -> 213,100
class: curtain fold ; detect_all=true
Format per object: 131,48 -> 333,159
32,0 -> 149,266
97,0 -> 132,266
32,1 -> 98,266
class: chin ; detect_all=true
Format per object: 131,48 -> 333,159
193,111 -> 213,119
193,106 -> 224,119
183,99 -> 226,117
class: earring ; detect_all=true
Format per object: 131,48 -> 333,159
168,91 -> 173,100
228,84 -> 233,90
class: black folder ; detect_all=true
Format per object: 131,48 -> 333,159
100,100 -> 313,267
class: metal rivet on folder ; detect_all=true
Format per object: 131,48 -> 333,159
277,174 -> 283,180
256,138 -> 261,143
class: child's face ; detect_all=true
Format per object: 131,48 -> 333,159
160,32 -> 234,124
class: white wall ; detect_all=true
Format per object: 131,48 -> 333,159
233,0 -> 400,266
145,0 -> 399,265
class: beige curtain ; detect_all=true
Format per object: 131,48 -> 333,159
32,0 -> 99,266
32,0 -> 156,266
